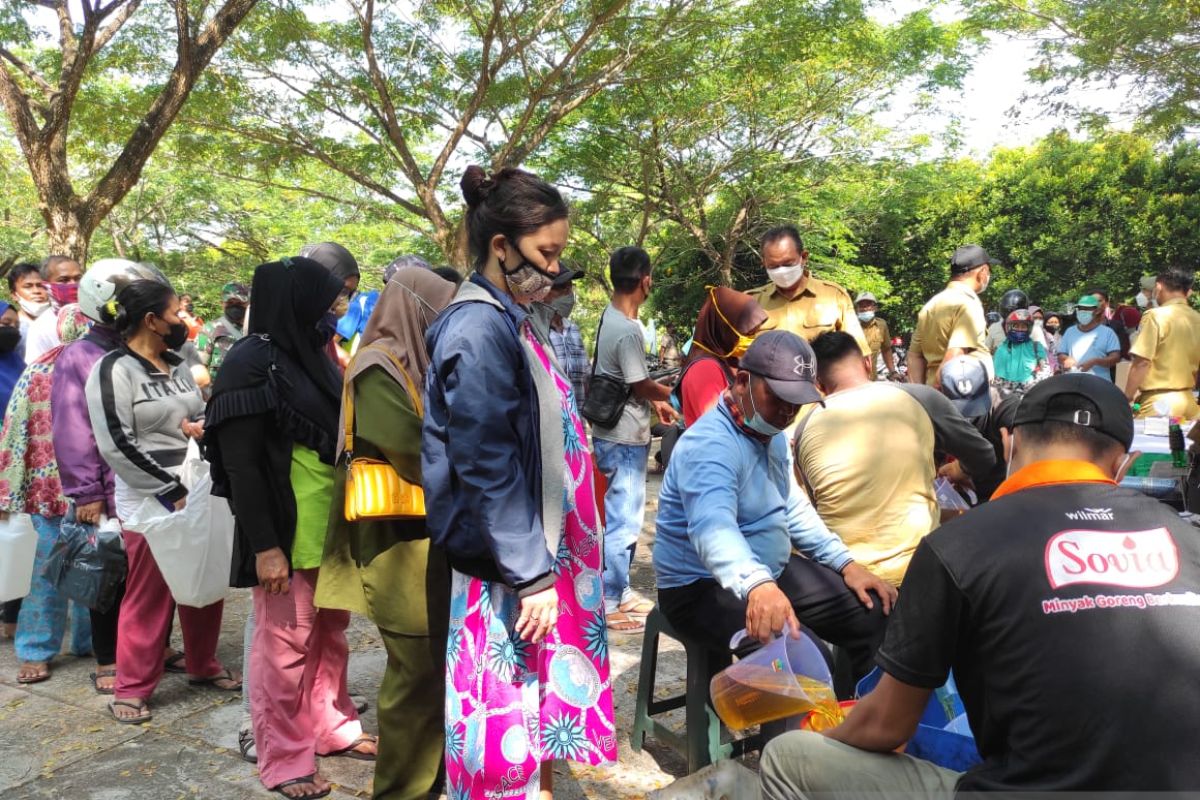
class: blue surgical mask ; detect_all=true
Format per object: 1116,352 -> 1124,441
857,311 -> 875,324
1076,310 -> 1095,326
742,376 -> 785,438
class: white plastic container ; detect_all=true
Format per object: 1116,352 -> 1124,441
0,514 -> 38,602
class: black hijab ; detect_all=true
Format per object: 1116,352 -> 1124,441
207,257 -> 344,463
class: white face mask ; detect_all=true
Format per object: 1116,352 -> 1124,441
18,297 -> 49,318
1135,292 -> 1149,309
767,263 -> 805,290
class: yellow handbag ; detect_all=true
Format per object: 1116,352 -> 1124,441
343,346 -> 427,522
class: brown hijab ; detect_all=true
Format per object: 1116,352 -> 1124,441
688,286 -> 769,365
337,266 -> 457,457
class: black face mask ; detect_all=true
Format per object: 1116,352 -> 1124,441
225,305 -> 246,325
312,312 -> 338,349
160,320 -> 189,350
0,326 -> 20,353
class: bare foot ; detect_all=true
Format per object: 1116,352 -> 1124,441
1,622 -> 15,639
17,661 -> 49,683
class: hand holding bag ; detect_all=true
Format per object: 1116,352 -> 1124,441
42,508 -> 127,613
343,345 -> 426,522
122,440 -> 234,608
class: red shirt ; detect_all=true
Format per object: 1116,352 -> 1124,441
681,358 -> 731,426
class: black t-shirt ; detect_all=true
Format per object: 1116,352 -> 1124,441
878,480 -> 1200,792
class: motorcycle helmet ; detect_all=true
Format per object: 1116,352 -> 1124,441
79,259 -> 173,323
998,288 -> 1029,316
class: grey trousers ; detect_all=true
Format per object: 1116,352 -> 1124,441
760,730 -> 961,800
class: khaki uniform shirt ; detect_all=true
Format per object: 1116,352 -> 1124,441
863,317 -> 891,360
748,274 -> 869,354
1129,297 -> 1200,419
796,382 -> 938,586
910,281 -> 993,385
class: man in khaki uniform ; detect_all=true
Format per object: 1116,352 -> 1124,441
1125,266 -> 1200,420
854,291 -> 900,377
747,225 -> 869,354
908,245 -> 994,388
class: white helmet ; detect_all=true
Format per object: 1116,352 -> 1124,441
79,259 -> 173,323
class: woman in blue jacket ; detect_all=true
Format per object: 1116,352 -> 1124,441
422,166 -> 617,799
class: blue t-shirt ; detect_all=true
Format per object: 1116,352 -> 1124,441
1058,323 -> 1120,380
336,290 -> 379,341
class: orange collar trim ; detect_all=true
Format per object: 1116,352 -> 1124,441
991,460 -> 1116,500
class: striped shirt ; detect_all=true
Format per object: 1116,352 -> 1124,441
549,319 -> 589,407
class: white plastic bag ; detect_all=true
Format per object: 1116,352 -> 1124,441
123,442 -> 234,608
0,514 -> 37,603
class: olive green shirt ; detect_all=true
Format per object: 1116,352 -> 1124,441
315,366 -> 448,637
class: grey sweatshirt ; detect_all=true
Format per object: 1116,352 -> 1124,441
86,348 -> 204,506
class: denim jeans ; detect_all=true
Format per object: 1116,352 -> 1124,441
15,514 -> 92,663
593,439 -> 649,613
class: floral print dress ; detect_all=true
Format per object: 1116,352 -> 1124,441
0,360 -> 70,518
444,324 -> 617,799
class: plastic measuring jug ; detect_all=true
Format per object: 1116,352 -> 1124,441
710,627 -> 841,730
0,514 -> 37,603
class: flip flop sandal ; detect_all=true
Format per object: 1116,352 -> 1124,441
188,667 -> 242,692
16,664 -> 51,684
271,776 -> 330,800
163,652 -> 187,673
238,727 -> 258,764
319,733 -> 378,761
109,698 -> 152,725
605,610 -> 646,633
90,668 -> 117,695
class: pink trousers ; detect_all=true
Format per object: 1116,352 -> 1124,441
251,568 -> 361,789
115,530 -> 224,699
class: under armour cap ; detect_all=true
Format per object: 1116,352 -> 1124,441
854,292 -> 877,305
1012,373 -> 1134,450
739,330 -> 823,406
950,244 -> 992,275
939,356 -> 992,418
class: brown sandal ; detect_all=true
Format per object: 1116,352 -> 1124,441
90,667 -> 117,695
109,698 -> 152,724
17,661 -> 50,684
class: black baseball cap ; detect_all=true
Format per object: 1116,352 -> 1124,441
1012,373 -> 1134,450
551,267 -> 583,289
939,356 -> 992,418
739,330 -> 823,406
950,244 -> 992,275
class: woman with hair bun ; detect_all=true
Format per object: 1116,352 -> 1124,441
423,166 -> 617,798
85,280 -> 239,724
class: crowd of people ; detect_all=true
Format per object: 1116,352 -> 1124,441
0,162 -> 1198,800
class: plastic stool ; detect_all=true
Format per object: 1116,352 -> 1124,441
631,606 -> 761,773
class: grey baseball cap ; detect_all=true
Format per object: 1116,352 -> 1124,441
939,356 -> 992,418
738,330 -> 823,406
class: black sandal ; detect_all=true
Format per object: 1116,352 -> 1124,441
271,776 -> 330,800
187,667 -> 242,692
318,733 -> 377,761
238,727 -> 257,764
163,651 -> 187,673
109,698 -> 152,725
90,668 -> 117,695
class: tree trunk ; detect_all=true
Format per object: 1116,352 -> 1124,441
42,203 -> 90,263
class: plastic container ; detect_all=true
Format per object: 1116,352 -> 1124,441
710,629 -> 840,731
0,514 -> 37,603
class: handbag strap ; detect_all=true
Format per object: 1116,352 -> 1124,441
343,345 -> 424,457
588,306 -> 608,380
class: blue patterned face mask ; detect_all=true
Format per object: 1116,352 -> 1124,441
1007,330 -> 1030,344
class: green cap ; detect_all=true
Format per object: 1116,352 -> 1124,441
1075,294 -> 1100,308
